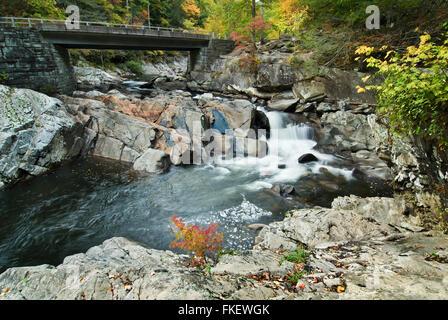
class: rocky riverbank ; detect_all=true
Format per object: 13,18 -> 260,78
0,194 -> 447,300
0,40 -> 447,300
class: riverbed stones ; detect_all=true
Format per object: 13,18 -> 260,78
298,153 -> 318,164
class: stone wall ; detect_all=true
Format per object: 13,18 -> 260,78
0,27 -> 76,94
189,39 -> 235,72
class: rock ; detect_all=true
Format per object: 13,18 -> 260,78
72,90 -> 106,99
92,134 -> 124,161
337,100 -> 349,111
331,195 -> 421,229
319,111 -> 376,153
133,148 -> 171,174
74,66 -> 121,91
254,62 -> 295,91
295,103 -> 315,113
0,85 -> 87,187
251,110 -> 270,139
255,203 -> 398,250
293,80 -> 326,102
317,102 -> 338,113
0,237 -> 236,300
298,153 -> 318,164
350,103 -> 374,114
281,184 -> 295,196
247,224 -> 268,231
206,99 -> 255,132
211,251 -> 295,276
267,98 -> 299,112
153,77 -> 187,91
106,89 -> 128,100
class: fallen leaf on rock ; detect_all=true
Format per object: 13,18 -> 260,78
337,286 -> 345,293
2,287 -> 11,296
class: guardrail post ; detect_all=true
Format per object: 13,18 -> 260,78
11,17 -> 15,27
28,18 -> 32,28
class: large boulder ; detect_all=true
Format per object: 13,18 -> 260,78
0,85 -> 87,187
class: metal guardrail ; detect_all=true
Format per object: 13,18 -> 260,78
0,17 -> 229,40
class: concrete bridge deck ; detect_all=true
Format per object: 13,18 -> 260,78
0,17 -> 234,93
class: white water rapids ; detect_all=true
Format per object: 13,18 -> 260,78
213,108 -> 354,190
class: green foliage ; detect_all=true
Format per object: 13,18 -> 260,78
286,270 -> 307,284
301,0 -> 424,29
280,246 -> 309,265
0,73 -> 8,85
124,60 -> 143,74
356,32 -> 448,149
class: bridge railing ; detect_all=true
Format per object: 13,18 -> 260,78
0,17 -> 230,39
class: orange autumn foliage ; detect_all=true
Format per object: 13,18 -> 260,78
169,215 -> 223,265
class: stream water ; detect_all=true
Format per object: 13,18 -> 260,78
0,95 -> 392,273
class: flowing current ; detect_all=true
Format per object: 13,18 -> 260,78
0,108 -> 391,272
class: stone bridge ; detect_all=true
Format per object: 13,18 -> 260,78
0,17 -> 234,93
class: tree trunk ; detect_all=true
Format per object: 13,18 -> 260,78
251,0 -> 256,40
251,0 -> 256,47
260,7 -> 265,44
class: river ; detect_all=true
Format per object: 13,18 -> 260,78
0,95 -> 392,273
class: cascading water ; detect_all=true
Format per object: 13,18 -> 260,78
215,108 -> 353,188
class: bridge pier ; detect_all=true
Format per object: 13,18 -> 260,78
0,27 -> 76,94
188,39 -> 234,73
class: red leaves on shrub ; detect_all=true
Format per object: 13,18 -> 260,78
169,215 -> 223,265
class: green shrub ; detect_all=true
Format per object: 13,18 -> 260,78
280,246 -> 309,265
124,60 -> 144,75
356,31 -> 448,149
286,270 -> 307,284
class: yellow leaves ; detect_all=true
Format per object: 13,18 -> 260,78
355,46 -> 374,56
420,34 -> 431,45
362,75 -> 371,83
356,85 -> 366,94
337,286 -> 345,293
407,46 -> 417,54
415,27 -> 419,32
385,50 -> 395,59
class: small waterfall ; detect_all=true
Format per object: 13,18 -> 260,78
264,110 -> 317,165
